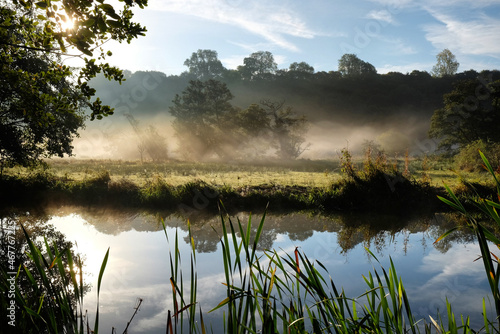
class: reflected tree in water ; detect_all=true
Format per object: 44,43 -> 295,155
0,213 -> 90,329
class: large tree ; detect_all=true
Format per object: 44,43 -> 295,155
169,80 -> 239,159
260,100 -> 310,160
338,54 -> 376,77
280,61 -> 315,80
429,73 -> 500,152
0,0 -> 147,170
169,81 -> 310,160
431,49 -> 459,77
183,49 -> 225,80
238,51 -> 277,80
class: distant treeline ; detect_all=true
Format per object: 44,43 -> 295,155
89,51 -> 500,156
91,67 -> 498,125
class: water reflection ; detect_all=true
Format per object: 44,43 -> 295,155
30,205 -> 473,256
0,206 -> 489,333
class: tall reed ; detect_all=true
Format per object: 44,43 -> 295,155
0,224 -> 109,333
162,203 -> 487,333
436,151 -> 500,329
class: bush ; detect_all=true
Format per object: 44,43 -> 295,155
455,140 -> 500,172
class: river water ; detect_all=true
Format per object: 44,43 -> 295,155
4,205 -> 494,333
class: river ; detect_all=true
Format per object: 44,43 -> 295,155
3,205 -> 493,333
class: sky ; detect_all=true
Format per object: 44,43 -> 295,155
103,0 -> 500,76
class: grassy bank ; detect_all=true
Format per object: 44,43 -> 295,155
1,156 -> 497,214
0,165 -> 442,214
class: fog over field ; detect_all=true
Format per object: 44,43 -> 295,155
72,112 -> 433,161
70,68 -> 455,161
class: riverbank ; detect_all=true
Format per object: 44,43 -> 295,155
0,166 -> 444,214
2,157 -> 496,214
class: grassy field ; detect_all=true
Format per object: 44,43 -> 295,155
42,158 -> 342,187
1,155 -> 496,214
4,155 -> 483,188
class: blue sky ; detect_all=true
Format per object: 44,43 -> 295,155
106,0 -> 500,75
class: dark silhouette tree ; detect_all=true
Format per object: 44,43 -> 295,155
260,100 -> 310,160
238,51 -> 278,80
169,80 -> 238,159
281,61 -> 315,80
429,73 -> 500,153
338,54 -> 377,77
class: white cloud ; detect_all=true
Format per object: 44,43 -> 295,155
366,9 -> 395,24
423,10 -> 500,58
148,0 -> 321,52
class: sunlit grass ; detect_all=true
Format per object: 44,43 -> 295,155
5,157 -> 465,188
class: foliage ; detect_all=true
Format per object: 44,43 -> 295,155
125,114 -> 168,162
431,49 -> 459,77
163,207 -> 494,333
183,49 -> 225,80
338,53 -> 377,77
237,51 -> 278,80
429,75 -> 500,152
277,61 -> 315,80
169,80 -> 310,160
260,99 -> 310,160
455,140 -> 500,172
0,0 -> 147,168
0,219 -> 109,333
169,79 -> 239,160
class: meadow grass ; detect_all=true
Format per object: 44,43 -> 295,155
3,155 -> 497,215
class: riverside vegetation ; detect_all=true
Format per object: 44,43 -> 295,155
1,149 -> 495,214
0,151 -> 499,333
1,152 -> 500,333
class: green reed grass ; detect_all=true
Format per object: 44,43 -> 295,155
160,203 -> 494,333
436,151 -> 500,329
0,224 -> 109,334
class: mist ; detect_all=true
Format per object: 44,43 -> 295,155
72,112 -> 434,162
69,68 -> 464,162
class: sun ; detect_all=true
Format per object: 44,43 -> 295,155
58,16 -> 75,32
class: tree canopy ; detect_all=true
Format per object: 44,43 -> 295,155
169,80 -> 309,160
183,49 -> 225,80
0,0 -> 147,169
338,54 -> 377,77
238,51 -> 278,80
429,74 -> 500,152
431,49 -> 459,77
169,80 -> 238,160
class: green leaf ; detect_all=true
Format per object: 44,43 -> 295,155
107,20 -> 121,28
82,18 -> 95,27
35,1 -> 48,9
434,227 -> 458,244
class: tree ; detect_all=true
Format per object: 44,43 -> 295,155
431,49 -> 459,77
238,51 -> 277,80
338,54 -> 376,77
125,114 -> 168,162
169,80 -> 238,159
429,73 -> 500,153
283,61 -> 314,80
260,100 -> 310,160
0,0 -> 147,170
183,49 -> 226,80
289,61 -> 314,73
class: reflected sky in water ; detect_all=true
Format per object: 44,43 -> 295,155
41,207 -> 491,333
